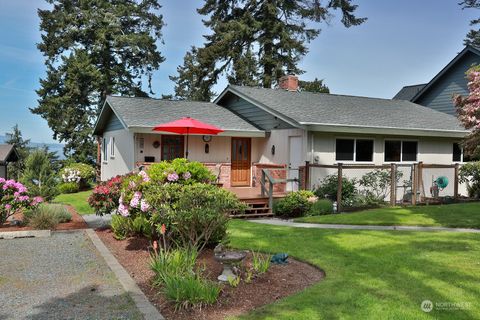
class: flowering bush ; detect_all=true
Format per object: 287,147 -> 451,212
0,178 -> 43,224
147,158 -> 215,184
88,174 -> 129,216
60,163 -> 95,190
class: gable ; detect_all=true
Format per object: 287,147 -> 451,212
104,111 -> 124,132
413,48 -> 480,115
217,91 -> 296,131
93,101 -> 127,136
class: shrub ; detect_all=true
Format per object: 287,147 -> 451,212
58,182 -> 80,194
308,199 -> 334,216
110,214 -> 133,240
0,178 -> 43,224
162,273 -> 221,310
24,204 -> 71,230
21,149 -> 59,201
88,175 -> 127,216
273,190 -> 314,218
314,175 -> 357,206
150,248 -> 198,286
357,169 -> 403,203
60,163 -> 95,189
147,158 -> 216,184
251,251 -> 271,274
459,162 -> 480,198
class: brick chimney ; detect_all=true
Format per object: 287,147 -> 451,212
279,74 -> 299,91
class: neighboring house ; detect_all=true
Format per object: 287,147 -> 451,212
394,45 -> 480,115
0,144 -> 19,179
93,75 -> 467,194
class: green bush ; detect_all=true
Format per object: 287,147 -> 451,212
459,162 -> 480,198
58,182 -> 80,194
21,149 -> 59,201
308,199 -> 334,216
24,204 -> 72,230
358,169 -> 403,203
150,248 -> 198,286
162,273 -> 221,310
110,214 -> 133,240
314,175 -> 357,206
273,190 -> 314,218
147,158 -> 216,184
60,163 -> 95,189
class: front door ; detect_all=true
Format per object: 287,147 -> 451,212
161,135 -> 185,160
231,137 -> 251,186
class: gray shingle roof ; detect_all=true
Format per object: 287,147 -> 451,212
393,84 -> 426,100
227,85 -> 467,133
0,144 -> 18,164
102,96 -> 262,133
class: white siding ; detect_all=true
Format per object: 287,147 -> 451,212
254,128 -> 306,165
101,129 -> 135,181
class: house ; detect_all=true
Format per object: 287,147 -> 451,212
0,144 -> 19,179
93,75 -> 468,197
394,45 -> 480,115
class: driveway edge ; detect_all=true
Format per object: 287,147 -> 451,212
85,229 -> 164,320
0,229 -> 51,239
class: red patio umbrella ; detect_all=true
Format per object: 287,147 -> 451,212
152,117 -> 224,158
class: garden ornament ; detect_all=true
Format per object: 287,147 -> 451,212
271,253 -> 289,264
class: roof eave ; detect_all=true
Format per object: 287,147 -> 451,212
128,126 -> 266,137
302,122 -> 469,138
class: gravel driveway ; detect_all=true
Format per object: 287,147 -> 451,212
0,231 -> 143,320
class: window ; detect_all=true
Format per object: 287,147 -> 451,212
161,135 -> 185,160
110,137 -> 115,157
102,137 -> 108,163
384,140 -> 417,162
335,138 -> 374,162
453,143 -> 462,162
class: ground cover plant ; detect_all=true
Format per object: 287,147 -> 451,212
228,220 -> 480,320
295,202 -> 480,228
24,203 -> 72,230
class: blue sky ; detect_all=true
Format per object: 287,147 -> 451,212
0,0 -> 477,143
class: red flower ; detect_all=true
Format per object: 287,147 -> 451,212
160,224 -> 166,235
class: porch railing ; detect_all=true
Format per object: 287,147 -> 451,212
260,168 -> 298,209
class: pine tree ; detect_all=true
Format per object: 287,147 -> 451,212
21,149 -> 58,200
32,0 -> 165,163
4,125 -> 31,180
172,0 -> 365,100
461,0 -> 480,46
299,78 -> 330,93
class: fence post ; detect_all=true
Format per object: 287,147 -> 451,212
454,163 -> 459,200
418,161 -> 424,201
305,161 -> 310,190
261,170 -> 266,197
390,163 -> 396,206
337,163 -> 343,213
412,163 -> 417,205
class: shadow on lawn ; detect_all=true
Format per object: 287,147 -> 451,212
230,222 -> 480,320
12,285 -> 143,320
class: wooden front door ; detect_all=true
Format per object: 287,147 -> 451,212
231,137 -> 251,186
161,135 -> 184,160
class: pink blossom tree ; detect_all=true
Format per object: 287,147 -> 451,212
454,65 -> 480,156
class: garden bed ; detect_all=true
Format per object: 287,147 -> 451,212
0,205 -> 87,231
96,228 -> 324,320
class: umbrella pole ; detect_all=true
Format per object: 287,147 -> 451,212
186,128 -> 189,159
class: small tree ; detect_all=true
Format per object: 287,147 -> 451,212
21,149 -> 58,201
4,124 -> 31,180
454,65 -> 480,157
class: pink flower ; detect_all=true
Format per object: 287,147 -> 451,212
130,191 -> 142,208
138,170 -> 150,182
5,204 -> 12,211
118,203 -> 130,217
182,171 -> 191,180
140,199 -> 150,212
167,172 -> 179,182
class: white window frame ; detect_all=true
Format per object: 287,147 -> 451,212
334,137 -> 375,164
383,139 -> 419,163
110,137 -> 115,158
102,137 -> 108,164
452,142 -> 464,163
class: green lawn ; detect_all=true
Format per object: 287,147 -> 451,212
295,202 -> 480,228
228,220 -> 480,319
53,190 -> 94,215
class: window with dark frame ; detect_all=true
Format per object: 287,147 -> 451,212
384,140 -> 417,162
453,143 -> 462,162
161,135 -> 185,160
110,137 -> 115,157
335,138 -> 374,162
335,139 -> 354,161
102,137 -> 108,162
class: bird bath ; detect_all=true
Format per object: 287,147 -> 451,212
214,246 -> 246,282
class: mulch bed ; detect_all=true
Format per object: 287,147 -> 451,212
0,205 -> 87,232
96,228 -> 324,320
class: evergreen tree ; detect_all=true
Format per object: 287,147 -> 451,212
4,125 -> 31,180
172,0 -> 365,101
461,0 -> 480,46
21,149 -> 58,201
299,78 -> 330,93
32,0 -> 165,162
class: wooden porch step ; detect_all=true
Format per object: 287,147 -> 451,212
230,212 -> 274,218
231,197 -> 273,218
